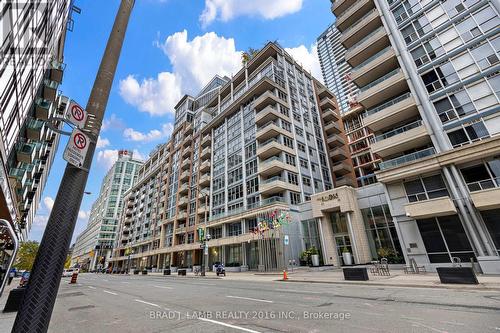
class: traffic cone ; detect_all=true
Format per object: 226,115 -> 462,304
283,270 -> 287,281
70,272 -> 78,284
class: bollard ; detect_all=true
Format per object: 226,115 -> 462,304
283,270 -> 287,281
69,272 -> 78,284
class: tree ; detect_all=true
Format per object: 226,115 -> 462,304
15,241 -> 39,271
241,47 -> 259,65
64,255 -> 71,269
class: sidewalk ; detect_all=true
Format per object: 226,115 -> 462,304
0,279 -> 19,333
150,267 -> 500,290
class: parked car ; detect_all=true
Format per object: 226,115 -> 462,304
19,271 -> 30,287
62,268 -> 79,277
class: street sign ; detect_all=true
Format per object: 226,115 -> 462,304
65,100 -> 87,129
63,128 -> 90,169
284,235 -> 289,245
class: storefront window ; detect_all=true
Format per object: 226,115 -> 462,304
302,219 -> 321,252
226,245 -> 241,266
329,212 -> 348,234
480,209 -> 500,255
417,216 -> 474,263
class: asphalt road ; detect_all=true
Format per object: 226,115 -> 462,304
46,273 -> 500,333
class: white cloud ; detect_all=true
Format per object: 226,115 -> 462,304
200,0 -> 303,27
132,149 -> 146,161
78,210 -> 90,219
43,196 -> 54,212
101,114 -> 125,132
119,30 -> 241,116
32,215 -> 49,227
285,44 -> 323,83
123,123 -> 174,142
96,136 -> 110,149
96,149 -> 120,171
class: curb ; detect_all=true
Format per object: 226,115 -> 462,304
278,279 -> 500,291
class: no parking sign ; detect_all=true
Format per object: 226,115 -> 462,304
65,100 -> 87,129
63,128 -> 90,169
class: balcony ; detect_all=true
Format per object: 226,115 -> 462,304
200,147 -> 211,160
201,134 -> 211,147
335,176 -> 357,187
197,205 -> 208,215
43,79 -> 58,101
17,143 -> 36,164
199,174 -> 210,186
259,156 -> 298,177
351,48 -> 398,87
404,197 -> 457,219
254,90 -> 282,111
336,0 -> 374,31
178,196 -> 188,207
26,118 -> 46,141
467,179 -> 500,210
329,147 -> 350,162
49,61 -> 65,83
185,122 -> 193,135
255,105 -> 289,125
340,9 -> 381,48
260,176 -> 300,196
9,168 -> 28,189
183,135 -> 192,147
182,146 -> 192,158
200,160 -> 210,172
324,121 -> 341,135
331,161 -> 352,176
346,27 -> 389,67
364,93 -> 418,132
177,210 -> 187,220
379,147 -> 436,170
319,97 -> 336,110
371,120 -> 430,158
357,69 -> 407,109
256,121 -> 290,142
321,108 -> 339,123
181,158 -> 190,170
326,133 -> 345,148
331,0 -> 351,17
179,183 -> 189,194
180,170 -> 190,181
35,98 -> 53,120
257,138 -> 295,159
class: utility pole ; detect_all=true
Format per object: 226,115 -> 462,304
12,1 -> 135,332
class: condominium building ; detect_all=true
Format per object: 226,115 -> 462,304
0,0 -> 73,241
318,24 -> 380,187
71,150 -> 142,270
332,0 -> 500,273
111,43 -> 355,272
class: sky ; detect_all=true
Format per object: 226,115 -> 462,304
29,0 -> 335,243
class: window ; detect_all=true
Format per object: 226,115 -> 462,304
246,177 -> 259,195
302,176 -> 311,187
285,153 -> 296,166
290,192 -> 301,205
298,142 -> 306,152
227,222 -> 242,236
228,184 -> 243,202
283,136 -> 294,149
299,158 -> 309,169
288,173 -> 299,185
245,143 -> 256,159
461,159 -> 500,191
246,159 -> 258,176
404,174 -> 449,202
417,216 -> 474,263
447,121 -> 489,147
228,167 -> 243,185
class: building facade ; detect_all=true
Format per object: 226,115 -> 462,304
318,24 -> 380,187
71,150 -> 142,270
332,0 -> 500,273
111,43 -> 356,272
0,0 -> 73,242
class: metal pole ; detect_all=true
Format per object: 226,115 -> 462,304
12,1 -> 135,332
203,193 -> 208,275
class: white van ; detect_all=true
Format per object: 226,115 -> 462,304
62,268 -> 79,277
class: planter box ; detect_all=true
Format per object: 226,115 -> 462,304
343,267 -> 369,281
436,267 -> 478,284
170,267 -> 178,273
142,270 -> 148,275
178,269 -> 187,276
133,269 -> 140,275
163,269 -> 171,275
225,266 -> 241,272
3,287 -> 26,312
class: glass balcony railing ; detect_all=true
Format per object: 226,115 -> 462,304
373,120 -> 423,142
261,156 -> 282,166
359,68 -> 401,92
347,26 -> 385,53
352,47 -> 392,73
262,176 -> 284,184
379,147 -> 436,170
210,196 -> 286,222
341,8 -> 377,37
365,92 -> 412,117
44,79 -> 58,89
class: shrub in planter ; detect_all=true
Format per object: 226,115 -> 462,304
377,247 -> 404,264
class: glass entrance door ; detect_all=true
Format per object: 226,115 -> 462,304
335,235 -> 352,266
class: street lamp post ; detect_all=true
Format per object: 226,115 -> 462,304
12,1 -> 135,332
198,190 -> 210,276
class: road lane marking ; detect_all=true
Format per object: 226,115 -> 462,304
88,286 -> 96,289
441,321 -> 464,326
226,296 -> 273,303
103,290 -> 118,295
121,281 -> 130,284
409,322 -> 447,333
274,288 -> 322,294
189,283 -> 216,286
153,285 -> 173,289
102,279 -> 109,282
198,317 -> 261,333
134,299 -> 160,308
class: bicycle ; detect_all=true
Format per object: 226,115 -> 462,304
193,266 -> 200,276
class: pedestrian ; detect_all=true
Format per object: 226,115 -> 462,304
8,268 -> 15,285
